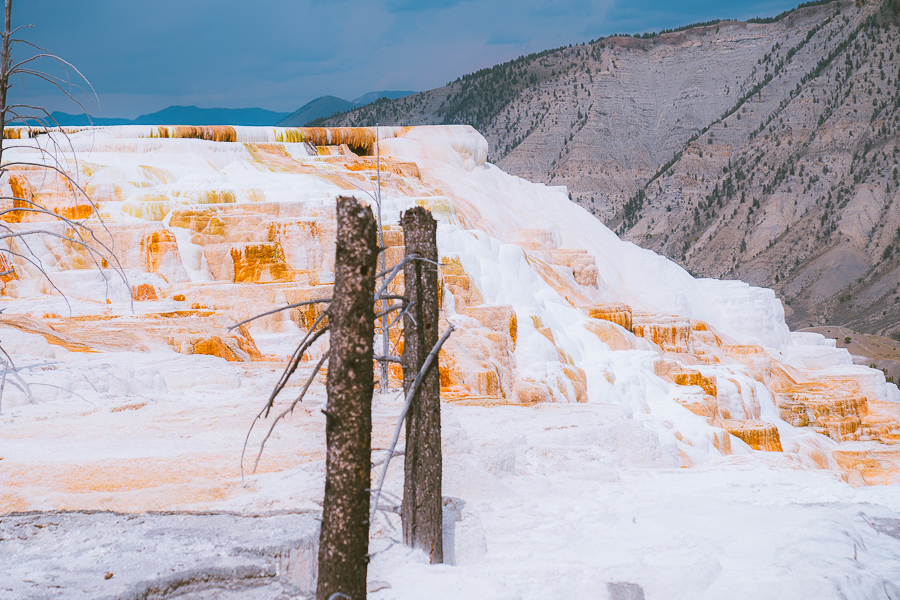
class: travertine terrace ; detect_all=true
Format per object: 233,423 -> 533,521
2,125 -> 900,597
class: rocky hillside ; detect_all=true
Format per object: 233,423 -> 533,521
322,0 -> 900,337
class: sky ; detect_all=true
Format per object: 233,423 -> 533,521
14,0 -> 801,118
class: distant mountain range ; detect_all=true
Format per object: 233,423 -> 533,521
42,91 -> 416,128
275,91 -> 416,127
45,106 -> 291,127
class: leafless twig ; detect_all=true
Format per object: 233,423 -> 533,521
370,324 -> 454,523
241,350 -> 331,482
267,319 -> 330,413
373,354 -> 403,363
227,298 -> 332,331
0,342 -> 32,403
0,357 -> 7,414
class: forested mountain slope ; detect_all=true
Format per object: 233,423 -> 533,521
323,0 -> 900,336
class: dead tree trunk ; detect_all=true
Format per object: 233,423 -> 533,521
316,196 -> 378,600
400,206 -> 443,564
1,1 -> 13,159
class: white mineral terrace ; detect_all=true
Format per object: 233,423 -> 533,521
1,125 -> 899,599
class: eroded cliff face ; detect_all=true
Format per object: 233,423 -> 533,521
1,124 -> 899,513
324,0 -> 900,337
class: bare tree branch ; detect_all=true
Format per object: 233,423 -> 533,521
267,320 -> 330,414
0,342 -> 34,404
0,357 -> 7,414
1,246 -> 73,312
370,324 -> 454,524
373,303 -> 404,321
248,350 -> 331,477
227,298 -> 332,331
373,355 -> 403,363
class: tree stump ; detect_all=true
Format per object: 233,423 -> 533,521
400,206 -> 443,564
316,196 -> 378,600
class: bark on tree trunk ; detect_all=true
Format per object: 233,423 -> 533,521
316,196 -> 378,600
400,206 -> 443,564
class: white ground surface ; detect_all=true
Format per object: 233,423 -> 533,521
370,402 -> 900,600
3,358 -> 900,600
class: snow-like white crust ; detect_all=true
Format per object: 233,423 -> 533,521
1,125 -> 898,598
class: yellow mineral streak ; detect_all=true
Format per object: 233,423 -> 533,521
287,291 -> 329,332
690,321 -> 724,360
674,394 -> 718,422
189,336 -> 241,361
344,158 -> 421,180
505,229 -> 556,251
584,303 -> 633,331
48,226 -> 98,270
174,190 -> 236,205
633,312 -> 693,354
861,400 -> 900,443
142,230 -> 179,273
0,252 -> 18,284
123,201 -> 175,221
0,444 -> 325,512
277,127 -> 376,154
560,364 -> 588,403
139,165 -> 176,185
230,243 -> 293,283
709,428 -> 733,454
157,125 -> 237,142
462,305 -> 517,348
833,446 -> 900,486
414,197 -> 456,222
3,168 -> 93,224
8,172 -> 33,202
381,226 -> 404,247
439,328 -> 512,399
132,283 -> 159,300
547,249 -> 598,287
723,344 -> 766,359
503,229 -> 597,293
776,381 -> 868,441
37,311 -> 265,361
0,315 -> 95,353
54,204 -> 94,220
438,294 -> 517,400
441,257 -> 483,310
1,196 -> 31,225
182,333 -> 263,362
243,188 -> 266,203
671,370 -> 718,397
169,208 -> 224,235
721,419 -> 783,452
512,378 -> 554,404
243,143 -> 361,192
583,318 -> 639,351
526,256 -> 592,307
